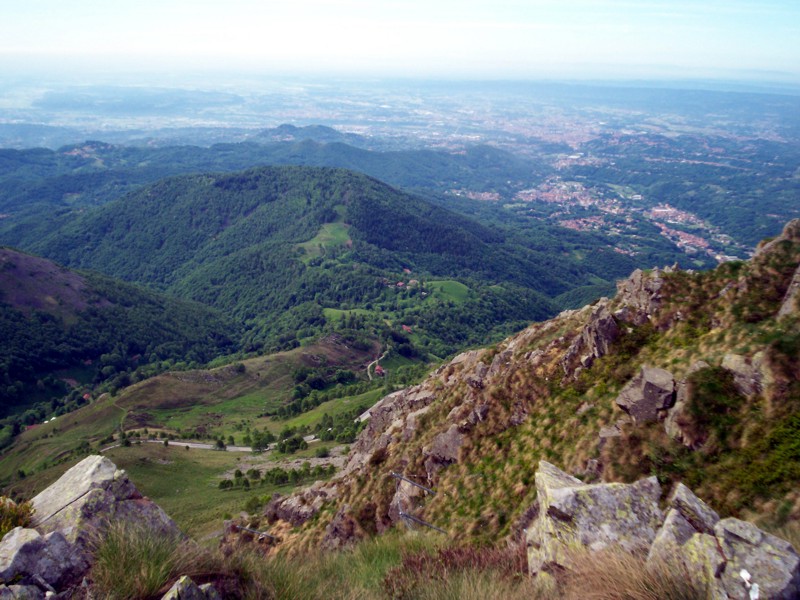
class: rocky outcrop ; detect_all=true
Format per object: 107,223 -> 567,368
31,455 -> 180,547
615,366 -> 675,423
527,461 -> 663,575
614,267 -> 671,325
0,455 -> 184,599
528,462 -> 800,599
422,425 -> 465,476
321,505 -> 364,550
664,361 -> 709,448
341,384 -> 439,477
263,481 -> 338,527
560,302 -> 619,376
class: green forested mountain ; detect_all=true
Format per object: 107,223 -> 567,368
0,139 -> 541,249
23,166 -> 582,355
0,247 -> 238,423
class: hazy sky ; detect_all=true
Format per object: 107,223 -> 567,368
2,0 -> 798,81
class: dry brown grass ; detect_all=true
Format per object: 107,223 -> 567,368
556,547 -> 707,600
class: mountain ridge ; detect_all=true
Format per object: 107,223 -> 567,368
256,219 -> 800,553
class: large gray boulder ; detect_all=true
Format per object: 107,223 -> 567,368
715,518 -> 800,599
525,463 -> 800,599
31,455 -> 180,547
615,366 -> 675,423
0,527 -> 88,590
526,461 -> 663,575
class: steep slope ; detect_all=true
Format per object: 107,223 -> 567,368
0,247 -> 238,424
261,220 -> 800,552
25,166 -> 584,354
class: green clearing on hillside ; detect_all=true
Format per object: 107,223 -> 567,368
427,280 -> 470,303
297,221 -> 352,262
277,387 -> 384,432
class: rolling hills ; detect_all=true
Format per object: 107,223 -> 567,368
18,165 -> 608,356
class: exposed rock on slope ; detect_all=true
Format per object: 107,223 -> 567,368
528,462 -> 800,599
0,455 -> 191,599
255,221 -> 800,572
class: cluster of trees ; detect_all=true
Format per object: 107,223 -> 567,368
218,463 -> 336,490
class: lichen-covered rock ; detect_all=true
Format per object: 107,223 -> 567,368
526,461 -> 662,575
31,455 -> 180,548
714,518 -> 800,599
615,366 -> 675,423
0,527 -> 88,591
667,483 -> 719,534
646,484 -> 722,593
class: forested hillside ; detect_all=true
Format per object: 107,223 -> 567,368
0,248 -> 238,427
18,166 -> 623,356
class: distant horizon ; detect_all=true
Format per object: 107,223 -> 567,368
2,66 -> 800,97
2,1 -> 798,87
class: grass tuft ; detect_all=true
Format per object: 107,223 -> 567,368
89,522 -> 216,600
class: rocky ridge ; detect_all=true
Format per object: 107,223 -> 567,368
252,220 -> 800,590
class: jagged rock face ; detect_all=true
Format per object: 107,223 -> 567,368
560,302 -> 619,377
341,384 -> 439,478
31,455 -> 180,547
527,463 -> 800,600
614,267 -> 669,325
526,461 -> 663,575
615,366 -> 675,423
263,481 -> 338,527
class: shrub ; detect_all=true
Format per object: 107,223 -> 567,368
0,497 -> 33,539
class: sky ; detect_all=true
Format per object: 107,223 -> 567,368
1,0 -> 799,82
